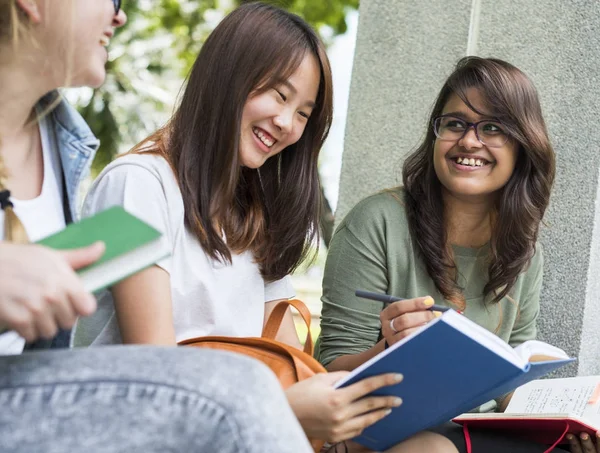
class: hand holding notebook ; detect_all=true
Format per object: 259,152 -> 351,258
0,241 -> 105,343
37,206 -> 170,293
0,207 -> 170,345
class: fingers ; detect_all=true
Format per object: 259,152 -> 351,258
388,310 -> 436,333
568,434 -> 583,453
0,243 -> 100,344
49,290 -> 78,329
382,296 -> 434,319
380,296 -> 436,343
12,248 -> 96,336
580,433 -> 597,453
567,433 -> 597,453
345,393 -> 403,419
20,284 -> 74,339
0,287 -> 59,341
381,308 -> 436,347
33,259 -> 95,328
341,373 -> 403,403
389,327 -> 424,346
60,241 -> 105,270
52,249 -> 98,317
328,406 -> 394,443
64,282 -> 97,317
32,308 -> 58,339
0,296 -> 38,342
57,243 -> 104,316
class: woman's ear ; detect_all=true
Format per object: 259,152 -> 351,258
15,0 -> 42,24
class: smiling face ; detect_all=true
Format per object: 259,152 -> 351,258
238,53 -> 321,169
33,0 -> 127,88
433,87 -> 518,201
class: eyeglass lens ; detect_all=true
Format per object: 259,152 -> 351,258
113,0 -> 121,14
434,116 -> 508,147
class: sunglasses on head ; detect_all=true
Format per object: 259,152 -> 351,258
112,0 -> 122,14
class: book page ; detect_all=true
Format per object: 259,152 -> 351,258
506,376 -> 600,426
514,340 -> 570,363
441,310 -> 527,368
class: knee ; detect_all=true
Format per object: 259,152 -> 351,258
390,431 -> 459,453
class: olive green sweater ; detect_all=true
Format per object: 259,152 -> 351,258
315,188 -> 543,372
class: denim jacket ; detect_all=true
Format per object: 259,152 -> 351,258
25,91 -> 100,350
38,91 -> 100,220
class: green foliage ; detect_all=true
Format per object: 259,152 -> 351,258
79,0 -> 357,176
242,0 -> 359,38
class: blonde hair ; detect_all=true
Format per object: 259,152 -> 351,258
0,153 -> 28,243
0,0 -> 27,48
0,1 -> 30,243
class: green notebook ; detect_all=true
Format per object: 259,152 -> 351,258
37,206 -> 170,293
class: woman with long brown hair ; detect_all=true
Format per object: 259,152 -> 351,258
0,1 -> 319,451
75,3 -> 463,451
316,57 -> 576,452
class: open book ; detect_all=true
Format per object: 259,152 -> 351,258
37,206 -> 170,293
334,310 -> 574,451
454,376 -> 600,444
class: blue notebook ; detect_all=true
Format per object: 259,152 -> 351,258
334,310 -> 574,451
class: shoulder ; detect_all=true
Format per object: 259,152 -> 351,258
532,242 -> 544,264
98,153 -> 174,182
330,187 -> 411,255
84,153 -> 182,217
514,242 -> 544,296
526,242 -> 544,278
339,187 -> 408,233
90,153 -> 179,198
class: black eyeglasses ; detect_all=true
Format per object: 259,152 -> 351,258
432,115 -> 510,148
113,0 -> 122,14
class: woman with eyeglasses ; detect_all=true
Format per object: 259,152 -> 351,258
0,1 -> 312,451
315,57 -> 577,452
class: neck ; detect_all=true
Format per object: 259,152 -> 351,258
443,190 -> 496,248
0,47 -> 54,144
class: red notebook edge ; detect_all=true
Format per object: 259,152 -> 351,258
452,415 -> 598,445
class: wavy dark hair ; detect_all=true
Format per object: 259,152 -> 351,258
403,57 -> 555,308
131,2 -> 332,281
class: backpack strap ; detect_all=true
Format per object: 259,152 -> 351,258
262,299 -> 314,355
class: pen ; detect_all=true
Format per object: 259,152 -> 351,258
355,289 -> 457,313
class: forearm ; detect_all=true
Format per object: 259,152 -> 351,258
325,339 -> 387,372
284,390 -> 309,436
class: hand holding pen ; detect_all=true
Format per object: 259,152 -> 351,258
355,290 -> 459,348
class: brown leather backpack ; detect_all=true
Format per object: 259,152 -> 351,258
178,299 -> 327,451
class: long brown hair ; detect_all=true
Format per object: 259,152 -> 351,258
133,2 -> 333,281
403,57 -> 555,307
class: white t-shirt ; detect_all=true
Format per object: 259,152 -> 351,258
0,115 -> 66,355
73,153 -> 294,346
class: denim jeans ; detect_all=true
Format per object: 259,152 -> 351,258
0,346 -> 312,453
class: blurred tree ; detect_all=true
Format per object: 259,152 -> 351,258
78,0 -> 358,245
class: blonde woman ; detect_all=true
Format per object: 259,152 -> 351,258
0,1 -> 312,451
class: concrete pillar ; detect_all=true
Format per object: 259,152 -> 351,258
338,0 -> 600,376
